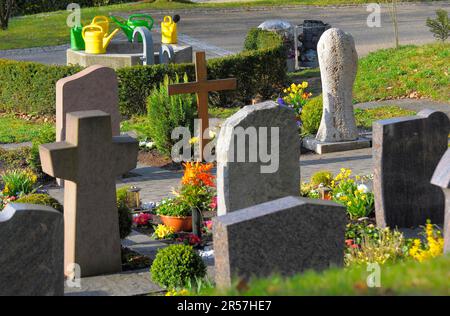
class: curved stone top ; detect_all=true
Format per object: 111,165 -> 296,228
431,148 -> 450,189
0,203 -> 61,223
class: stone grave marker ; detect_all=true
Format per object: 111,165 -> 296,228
213,196 -> 347,288
39,110 -> 138,277
373,109 -> 450,228
302,28 -> 370,154
0,203 -> 63,296
56,65 -> 121,143
431,149 -> 450,254
216,101 -> 301,215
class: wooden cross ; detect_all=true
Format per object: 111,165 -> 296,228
39,110 -> 138,277
168,51 -> 237,161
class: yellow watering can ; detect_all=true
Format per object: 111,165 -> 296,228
82,25 -> 119,54
91,15 -> 110,33
161,15 -> 178,44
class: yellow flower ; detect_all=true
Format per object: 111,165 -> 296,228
155,224 -> 174,239
347,201 -> 352,206
301,81 -> 308,89
189,136 -> 199,145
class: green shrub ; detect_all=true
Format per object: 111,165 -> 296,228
1,169 -> 37,197
156,198 -> 192,217
28,125 -> 56,172
244,28 -> 284,51
146,74 -> 197,155
300,96 -> 323,135
151,244 -> 206,289
426,9 -> 449,42
310,170 -> 333,187
15,193 -> 63,212
116,186 -> 132,239
0,29 -> 285,116
0,147 -> 32,170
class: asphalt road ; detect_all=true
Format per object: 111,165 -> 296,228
0,2 -> 448,64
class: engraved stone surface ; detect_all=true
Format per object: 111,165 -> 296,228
213,196 -> 347,288
0,203 -> 63,296
216,101 -> 300,215
373,109 -> 450,228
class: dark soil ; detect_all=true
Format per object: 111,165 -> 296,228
137,149 -> 183,171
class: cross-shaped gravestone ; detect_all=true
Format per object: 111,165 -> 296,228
431,149 -> 450,254
39,110 -> 138,277
168,51 -> 237,161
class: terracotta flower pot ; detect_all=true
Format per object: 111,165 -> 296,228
159,215 -> 192,232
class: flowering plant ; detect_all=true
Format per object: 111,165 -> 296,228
177,233 -> 202,247
202,220 -> 213,235
409,220 -> 444,262
1,169 -> 38,198
133,213 -> 152,227
153,224 -> 176,240
331,169 -> 374,219
178,162 -> 216,213
277,82 -> 312,126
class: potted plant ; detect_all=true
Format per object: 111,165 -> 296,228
156,198 -> 193,232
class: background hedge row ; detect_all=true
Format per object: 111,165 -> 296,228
12,0 -> 135,16
0,29 -> 286,116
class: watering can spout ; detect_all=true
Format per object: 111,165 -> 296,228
103,28 -> 120,50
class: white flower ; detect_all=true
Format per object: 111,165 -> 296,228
357,184 -> 369,193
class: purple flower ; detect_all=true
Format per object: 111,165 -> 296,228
277,97 -> 285,106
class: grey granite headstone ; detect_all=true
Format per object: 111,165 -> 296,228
216,101 -> 301,216
0,203 -> 64,296
373,109 -> 450,228
213,196 -> 347,288
431,149 -> 450,254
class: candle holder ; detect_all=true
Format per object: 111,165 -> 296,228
126,186 -> 141,210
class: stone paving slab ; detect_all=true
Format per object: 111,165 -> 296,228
122,230 -> 167,259
64,268 -> 164,296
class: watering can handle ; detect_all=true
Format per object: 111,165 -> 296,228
110,15 -> 127,27
82,25 -> 103,40
129,14 -> 155,30
163,16 -> 172,24
92,16 -> 109,24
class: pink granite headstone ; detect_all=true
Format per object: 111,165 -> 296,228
56,65 -> 121,143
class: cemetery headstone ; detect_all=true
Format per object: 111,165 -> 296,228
56,65 -> 121,143
168,51 -> 237,161
213,196 -> 347,288
316,28 -> 358,142
0,203 -> 63,296
374,109 -> 450,228
302,28 -> 370,154
39,110 -> 138,277
216,101 -> 301,216
431,149 -> 450,254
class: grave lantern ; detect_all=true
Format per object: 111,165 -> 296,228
126,186 -> 141,210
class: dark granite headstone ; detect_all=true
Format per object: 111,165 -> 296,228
373,109 -> 450,228
431,149 -> 450,254
0,203 -> 64,296
213,196 -> 346,288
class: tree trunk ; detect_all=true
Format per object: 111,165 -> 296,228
0,0 -> 14,31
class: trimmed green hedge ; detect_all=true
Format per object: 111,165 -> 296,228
0,30 -> 285,116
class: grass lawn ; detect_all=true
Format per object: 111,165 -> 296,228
354,43 -> 450,103
355,106 -> 416,129
201,255 -> 450,295
0,115 -> 54,144
0,0 -> 440,50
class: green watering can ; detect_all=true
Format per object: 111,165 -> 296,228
71,24 -> 85,51
110,14 -> 154,42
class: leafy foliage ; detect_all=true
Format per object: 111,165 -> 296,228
146,74 -> 197,156
300,96 -> 323,135
426,9 -> 449,42
156,198 -> 192,218
16,193 -> 63,212
116,186 -> 132,239
1,169 -> 37,197
151,244 -> 206,289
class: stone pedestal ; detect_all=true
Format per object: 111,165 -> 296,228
302,136 -> 371,154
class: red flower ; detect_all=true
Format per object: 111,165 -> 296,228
133,213 -> 152,226
204,220 -> 213,231
188,234 -> 202,245
345,239 -> 354,246
209,196 -> 217,210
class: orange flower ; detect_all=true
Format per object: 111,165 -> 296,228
182,162 -> 215,187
